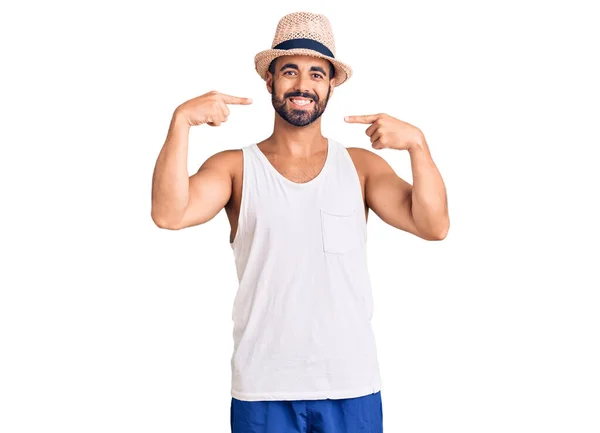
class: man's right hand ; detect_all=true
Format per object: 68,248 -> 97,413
175,90 -> 253,127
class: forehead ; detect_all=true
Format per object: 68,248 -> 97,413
275,54 -> 331,69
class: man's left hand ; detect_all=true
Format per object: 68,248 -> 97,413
344,113 -> 424,151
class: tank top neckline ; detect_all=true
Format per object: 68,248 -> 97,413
252,138 -> 333,187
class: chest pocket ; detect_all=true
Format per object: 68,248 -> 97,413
320,208 -> 362,254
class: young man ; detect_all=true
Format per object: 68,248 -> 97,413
151,11 -> 449,433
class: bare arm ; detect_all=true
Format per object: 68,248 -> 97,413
407,137 -> 449,240
356,148 -> 424,238
169,150 -> 237,230
151,112 -> 191,228
345,113 -> 449,241
151,112 -> 235,230
150,91 -> 251,230
360,144 -> 449,241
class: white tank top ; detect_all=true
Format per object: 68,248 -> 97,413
229,138 -> 382,401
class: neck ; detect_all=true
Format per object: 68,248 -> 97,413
265,114 -> 327,157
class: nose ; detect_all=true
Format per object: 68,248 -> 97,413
292,72 -> 314,95
290,84 -> 317,102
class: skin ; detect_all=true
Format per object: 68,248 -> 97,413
151,54 -> 449,242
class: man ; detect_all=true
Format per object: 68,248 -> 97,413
151,11 -> 449,433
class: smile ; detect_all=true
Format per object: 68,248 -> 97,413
289,98 -> 314,108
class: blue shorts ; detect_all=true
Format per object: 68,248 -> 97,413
230,391 -> 383,433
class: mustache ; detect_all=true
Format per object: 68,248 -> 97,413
284,91 -> 319,103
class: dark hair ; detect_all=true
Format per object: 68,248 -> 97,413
268,57 -> 335,80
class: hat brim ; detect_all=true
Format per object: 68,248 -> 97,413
254,48 -> 352,87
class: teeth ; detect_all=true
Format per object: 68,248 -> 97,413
291,99 -> 312,106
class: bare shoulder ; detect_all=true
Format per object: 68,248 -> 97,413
197,148 -> 243,179
345,146 -> 390,177
199,148 -> 242,168
346,146 -> 378,161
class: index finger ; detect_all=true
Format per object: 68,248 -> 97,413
344,114 -> 380,124
220,93 -> 253,105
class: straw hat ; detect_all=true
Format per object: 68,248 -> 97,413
254,12 -> 353,87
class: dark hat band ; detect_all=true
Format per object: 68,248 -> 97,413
273,38 -> 334,58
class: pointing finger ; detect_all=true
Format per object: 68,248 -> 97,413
344,114 -> 380,124
221,94 -> 253,105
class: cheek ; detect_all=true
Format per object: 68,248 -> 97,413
317,89 -> 330,103
273,82 -> 287,97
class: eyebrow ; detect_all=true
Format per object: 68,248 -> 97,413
279,63 -> 327,77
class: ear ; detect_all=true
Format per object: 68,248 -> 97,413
266,72 -> 274,94
266,57 -> 278,94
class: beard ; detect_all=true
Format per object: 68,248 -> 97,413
271,81 -> 331,127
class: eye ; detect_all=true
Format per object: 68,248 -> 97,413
283,70 -> 296,76
313,74 -> 323,79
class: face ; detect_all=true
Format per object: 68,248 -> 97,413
267,55 -> 335,127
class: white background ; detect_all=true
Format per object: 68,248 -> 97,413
1,0 -> 599,432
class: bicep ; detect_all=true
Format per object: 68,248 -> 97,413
365,154 -> 422,237
174,151 -> 234,229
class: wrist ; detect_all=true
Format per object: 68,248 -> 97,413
408,132 -> 426,153
173,107 -> 192,129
